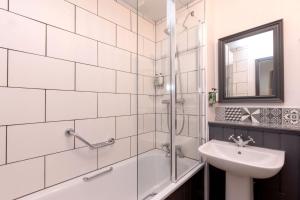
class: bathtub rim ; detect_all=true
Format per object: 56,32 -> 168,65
18,149 -> 204,200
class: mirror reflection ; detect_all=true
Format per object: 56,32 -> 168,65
225,31 -> 274,97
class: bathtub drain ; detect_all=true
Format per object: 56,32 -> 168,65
142,192 -> 158,200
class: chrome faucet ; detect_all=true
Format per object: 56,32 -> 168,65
161,143 -> 171,157
161,143 -> 185,158
228,135 -> 255,147
175,145 -> 184,158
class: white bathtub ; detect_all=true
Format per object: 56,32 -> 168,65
20,150 -> 204,200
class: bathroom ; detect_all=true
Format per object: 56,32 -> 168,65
0,0 -> 299,199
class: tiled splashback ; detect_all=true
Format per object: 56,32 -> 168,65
216,107 -> 300,127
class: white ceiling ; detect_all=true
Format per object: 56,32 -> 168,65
120,0 -> 197,21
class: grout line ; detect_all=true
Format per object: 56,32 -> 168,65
115,24 -> 117,47
63,1 -> 153,40
0,85 -> 161,96
115,70 -> 118,93
6,49 -> 8,87
129,135 -> 132,156
187,115 -> 190,136
7,0 -> 9,11
114,116 -> 117,139
96,93 -> 99,118
130,53 -> 132,73
0,4 -> 156,43
130,11 -> 132,32
45,25 -> 47,56
5,146 -> 88,166
74,5 -> 76,33
96,41 -> 99,66
5,126 -> 7,164
44,90 -> 47,122
73,121 -> 76,149
43,156 -> 46,188
73,120 -> 76,149
74,62 -> 76,91
2,113 -> 157,127
2,46 -> 155,75
96,0 -> 98,16
0,8 -> 155,60
96,148 -> 99,169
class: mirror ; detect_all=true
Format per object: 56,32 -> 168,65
218,20 -> 284,103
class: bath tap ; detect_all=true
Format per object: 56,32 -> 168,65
161,144 -> 185,158
175,145 -> 184,158
161,143 -> 171,157
228,135 -> 255,147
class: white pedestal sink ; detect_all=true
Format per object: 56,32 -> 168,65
198,140 -> 285,200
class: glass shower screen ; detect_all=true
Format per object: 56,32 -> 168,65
135,0 -> 206,199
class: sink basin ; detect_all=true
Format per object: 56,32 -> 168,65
198,139 -> 285,178
198,139 -> 285,200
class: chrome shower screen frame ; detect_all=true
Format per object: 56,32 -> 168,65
166,0 -> 177,183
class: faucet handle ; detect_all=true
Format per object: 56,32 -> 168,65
161,143 -> 170,149
248,136 -> 255,143
228,134 -> 235,140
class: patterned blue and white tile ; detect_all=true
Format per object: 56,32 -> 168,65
215,107 -> 225,121
282,108 -> 300,127
225,107 -> 241,122
260,108 -> 282,125
241,107 -> 261,123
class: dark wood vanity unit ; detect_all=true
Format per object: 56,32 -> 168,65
209,121 -> 300,200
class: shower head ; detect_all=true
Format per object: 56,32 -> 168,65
164,10 -> 195,35
182,11 -> 195,29
164,28 -> 170,36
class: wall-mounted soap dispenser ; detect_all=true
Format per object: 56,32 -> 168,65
154,73 -> 164,88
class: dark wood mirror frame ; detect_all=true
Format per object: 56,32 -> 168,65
218,19 -> 284,103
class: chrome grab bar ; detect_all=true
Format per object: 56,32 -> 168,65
83,167 -> 113,182
65,129 -> 115,150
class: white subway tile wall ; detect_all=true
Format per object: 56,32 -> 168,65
0,127 -> 5,165
47,26 -> 98,65
67,0 -> 98,14
117,26 -> 137,53
0,48 -> 7,86
98,0 -> 131,29
7,121 -> 75,163
98,137 -> 131,168
46,90 -> 97,121
76,63 -> 115,92
0,0 -> 8,9
116,115 -> 137,139
98,93 -> 131,117
116,71 -> 136,94
0,0 -> 206,199
98,42 -> 131,72
0,10 -> 46,55
0,157 -> 44,200
9,51 -> 75,90
75,117 -> 115,148
76,7 -> 116,45
0,87 -> 45,125
131,132 -> 155,156
45,147 -> 97,187
10,0 -> 75,32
